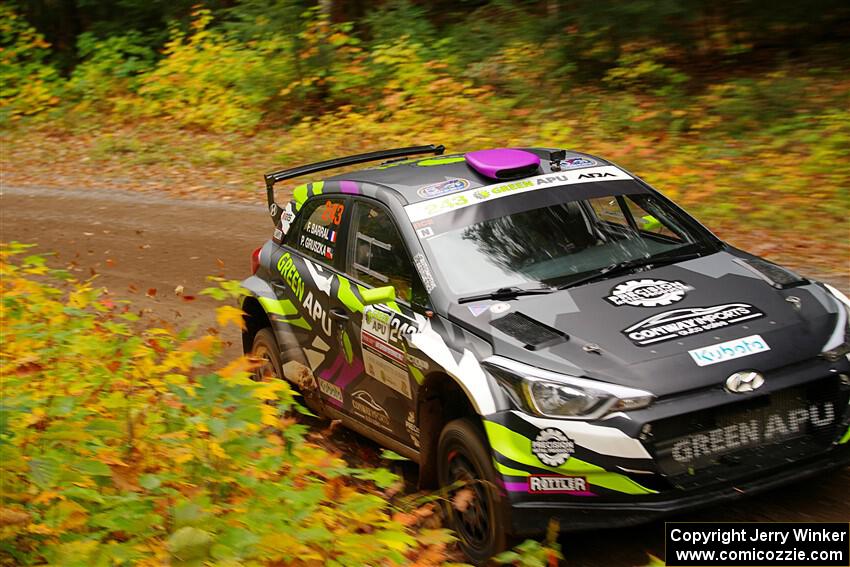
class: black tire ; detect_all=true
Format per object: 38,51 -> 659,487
438,418 -> 510,564
251,327 -> 284,382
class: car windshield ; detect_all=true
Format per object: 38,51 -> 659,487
408,178 -> 719,297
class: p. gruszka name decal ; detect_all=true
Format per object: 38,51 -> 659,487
623,303 -> 765,346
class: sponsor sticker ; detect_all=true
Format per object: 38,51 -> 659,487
467,303 -> 490,317
413,252 -> 437,293
531,428 -> 574,467
351,390 -> 391,431
623,303 -> 765,346
416,226 -> 435,239
405,411 -> 420,448
318,377 -> 343,403
490,302 -> 511,314
362,331 -> 412,399
606,279 -> 689,307
688,334 -> 770,367
528,475 -> 588,493
416,178 -> 471,199
671,402 -> 835,464
557,157 -> 597,169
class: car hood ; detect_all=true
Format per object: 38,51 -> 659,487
447,251 -> 845,396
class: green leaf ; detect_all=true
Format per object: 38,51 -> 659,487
167,526 -> 213,562
139,474 -> 161,490
29,456 -> 60,489
73,460 -> 112,476
379,449 -> 409,461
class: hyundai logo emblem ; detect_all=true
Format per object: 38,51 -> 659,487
725,371 -> 765,393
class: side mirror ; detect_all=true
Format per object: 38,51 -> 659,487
360,286 -> 396,306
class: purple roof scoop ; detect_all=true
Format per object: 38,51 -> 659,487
465,148 -> 541,180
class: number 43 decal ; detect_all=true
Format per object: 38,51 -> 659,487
322,201 -> 345,226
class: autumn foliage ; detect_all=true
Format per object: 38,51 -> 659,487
0,243 -> 455,565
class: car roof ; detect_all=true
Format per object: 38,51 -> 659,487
308,148 -> 613,206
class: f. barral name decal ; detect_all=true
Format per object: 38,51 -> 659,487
405,165 -> 632,223
606,279 -> 689,308
531,428 -> 575,467
623,303 -> 765,346
671,402 -> 835,464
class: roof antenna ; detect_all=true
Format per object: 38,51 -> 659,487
549,149 -> 566,171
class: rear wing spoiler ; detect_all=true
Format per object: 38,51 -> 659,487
264,144 -> 445,224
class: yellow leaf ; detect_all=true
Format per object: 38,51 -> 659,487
260,405 -> 279,426
216,306 -> 245,329
208,442 -> 228,460
252,380 -> 287,400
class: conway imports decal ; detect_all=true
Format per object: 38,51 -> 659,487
351,390 -> 391,431
623,303 -> 765,346
405,165 -> 632,222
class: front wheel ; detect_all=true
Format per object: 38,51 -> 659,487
437,418 -> 510,563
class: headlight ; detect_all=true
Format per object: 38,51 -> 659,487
484,356 -> 653,420
822,284 -> 850,362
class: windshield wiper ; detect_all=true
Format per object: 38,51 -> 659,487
557,258 -> 655,290
556,250 -> 710,291
458,285 -> 553,304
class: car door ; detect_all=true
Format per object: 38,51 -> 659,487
335,198 -> 431,449
272,195 -> 350,405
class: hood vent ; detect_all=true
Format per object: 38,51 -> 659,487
490,312 -> 567,350
465,148 -> 541,180
734,257 -> 807,289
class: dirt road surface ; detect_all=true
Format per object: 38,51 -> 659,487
2,185 -> 848,565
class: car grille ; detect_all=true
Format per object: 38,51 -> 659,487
649,375 -> 849,490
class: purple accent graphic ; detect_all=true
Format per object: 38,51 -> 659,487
319,352 -> 363,390
465,148 -> 540,179
502,481 -> 596,496
340,180 -> 360,194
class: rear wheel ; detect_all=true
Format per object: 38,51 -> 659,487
251,328 -> 283,381
438,418 -> 510,563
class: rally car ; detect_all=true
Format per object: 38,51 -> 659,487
240,145 -> 850,562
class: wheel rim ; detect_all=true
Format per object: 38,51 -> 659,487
446,449 -> 493,551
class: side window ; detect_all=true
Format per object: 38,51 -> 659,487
349,202 -> 423,305
287,197 -> 346,263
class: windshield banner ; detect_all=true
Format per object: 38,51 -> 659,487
404,166 -> 633,222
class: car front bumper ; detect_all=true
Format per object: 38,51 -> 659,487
506,443 -> 850,535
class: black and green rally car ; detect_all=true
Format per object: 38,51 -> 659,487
240,145 -> 850,562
